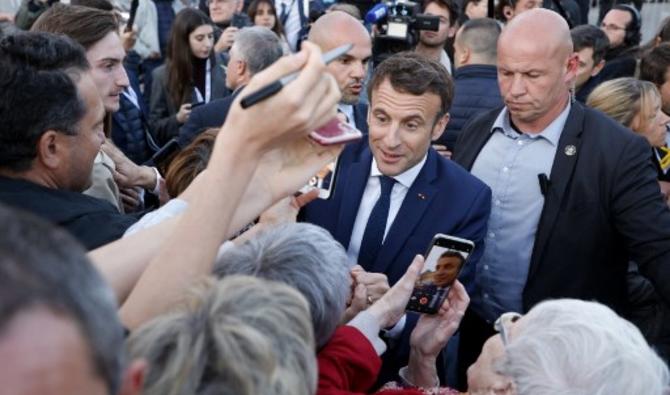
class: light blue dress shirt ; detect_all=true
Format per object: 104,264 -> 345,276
470,104 -> 571,322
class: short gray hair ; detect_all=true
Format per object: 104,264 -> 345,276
232,26 -> 284,75
0,205 -> 124,395
128,275 -> 316,395
498,299 -> 670,395
213,223 -> 351,348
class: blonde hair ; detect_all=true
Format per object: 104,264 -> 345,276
587,77 -> 660,133
127,275 -> 317,395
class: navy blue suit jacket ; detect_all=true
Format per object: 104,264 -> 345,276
302,142 -> 490,385
302,142 -> 491,288
350,103 -> 369,136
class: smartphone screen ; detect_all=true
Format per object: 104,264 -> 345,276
406,234 -> 474,314
300,157 -> 338,199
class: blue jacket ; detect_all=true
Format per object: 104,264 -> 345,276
112,85 -> 158,165
437,64 -> 502,151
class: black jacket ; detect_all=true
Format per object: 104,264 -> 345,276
112,87 -> 159,165
0,177 -> 137,250
177,88 -> 242,148
453,102 -> 670,314
437,64 -> 502,151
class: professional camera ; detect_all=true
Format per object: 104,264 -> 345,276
365,0 -> 440,66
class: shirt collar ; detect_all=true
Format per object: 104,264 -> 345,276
370,154 -> 428,189
491,102 -> 572,146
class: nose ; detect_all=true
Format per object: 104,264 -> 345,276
350,61 -> 366,80
382,122 -> 401,149
508,74 -> 525,98
116,66 -> 130,89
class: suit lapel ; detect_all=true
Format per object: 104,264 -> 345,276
369,150 -> 439,274
455,111 -> 499,170
527,103 -> 585,282
353,103 -> 369,135
334,148 -> 372,249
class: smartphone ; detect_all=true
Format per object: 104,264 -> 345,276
191,101 -> 205,109
309,118 -> 363,146
231,13 -> 252,28
299,157 -> 339,199
406,234 -> 474,314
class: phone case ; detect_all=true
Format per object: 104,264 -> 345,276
309,119 -> 363,145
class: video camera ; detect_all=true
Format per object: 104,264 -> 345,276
365,0 -> 440,67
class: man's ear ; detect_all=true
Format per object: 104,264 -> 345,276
503,5 -> 514,21
459,46 -> 471,67
591,59 -> 605,77
432,112 -> 450,141
118,359 -> 147,395
564,52 -> 579,83
36,130 -> 66,170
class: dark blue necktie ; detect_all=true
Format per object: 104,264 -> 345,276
358,176 -> 396,270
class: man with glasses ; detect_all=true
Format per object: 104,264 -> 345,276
599,4 -> 641,80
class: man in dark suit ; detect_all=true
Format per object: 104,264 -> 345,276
452,9 -> 670,388
308,11 -> 371,134
302,52 -> 491,385
177,26 -> 284,148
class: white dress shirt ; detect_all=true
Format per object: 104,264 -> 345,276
346,154 -> 428,265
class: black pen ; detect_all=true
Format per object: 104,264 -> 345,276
240,43 -> 353,109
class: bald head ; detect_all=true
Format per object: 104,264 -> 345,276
495,8 -> 578,133
501,9 -> 573,59
308,11 -> 372,104
308,11 -> 369,48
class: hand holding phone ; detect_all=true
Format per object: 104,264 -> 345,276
406,234 -> 474,314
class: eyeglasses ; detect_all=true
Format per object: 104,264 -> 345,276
494,312 -> 522,346
600,22 -> 626,32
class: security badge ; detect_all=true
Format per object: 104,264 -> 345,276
564,145 -> 577,156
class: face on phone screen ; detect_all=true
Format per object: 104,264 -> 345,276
418,247 -> 468,289
406,237 -> 472,314
300,158 -> 337,199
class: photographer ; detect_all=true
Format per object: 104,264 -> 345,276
414,0 -> 458,73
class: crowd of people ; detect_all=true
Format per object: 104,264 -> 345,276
1,0 -> 670,394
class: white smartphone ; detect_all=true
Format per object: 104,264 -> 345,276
299,157 -> 339,199
406,234 -> 475,314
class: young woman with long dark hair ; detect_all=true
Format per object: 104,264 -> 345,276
149,8 -> 228,144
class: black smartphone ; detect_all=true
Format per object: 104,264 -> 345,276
406,234 -> 474,314
299,157 -> 339,199
191,101 -> 206,109
125,0 -> 139,32
231,13 -> 252,28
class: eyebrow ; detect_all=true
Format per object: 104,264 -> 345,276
96,57 -> 122,64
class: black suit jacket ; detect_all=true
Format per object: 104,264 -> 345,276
177,88 -> 242,148
452,102 -> 670,314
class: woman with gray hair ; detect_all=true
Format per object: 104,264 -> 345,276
127,275 -> 317,395
213,222 -> 352,348
467,299 -> 670,395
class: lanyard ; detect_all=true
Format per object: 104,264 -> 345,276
194,58 -> 212,103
